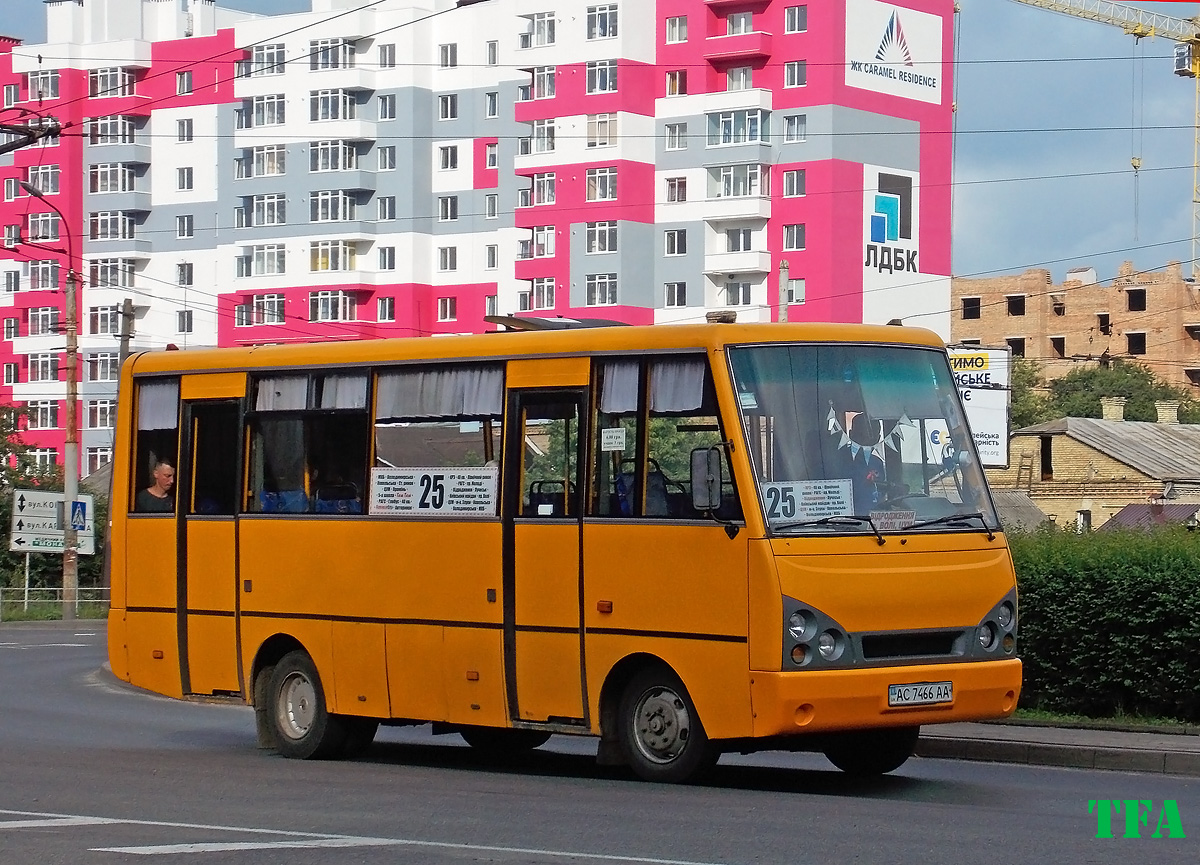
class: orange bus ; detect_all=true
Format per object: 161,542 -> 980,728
107,321 -> 1021,782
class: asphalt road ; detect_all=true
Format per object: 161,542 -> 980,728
1,624 -> 1196,864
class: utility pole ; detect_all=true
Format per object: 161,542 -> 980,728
118,297 -> 135,363
62,270 -> 78,621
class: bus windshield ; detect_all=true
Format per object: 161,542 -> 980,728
728,343 -> 999,534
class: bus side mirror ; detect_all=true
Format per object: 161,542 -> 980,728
691,447 -> 723,512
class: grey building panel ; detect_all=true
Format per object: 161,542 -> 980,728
653,219 -> 706,310
568,220 -> 656,309
828,106 -> 920,171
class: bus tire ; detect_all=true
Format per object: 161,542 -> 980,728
618,667 -> 716,783
340,718 -> 380,759
823,726 -> 919,776
459,726 -> 551,754
268,650 -> 346,760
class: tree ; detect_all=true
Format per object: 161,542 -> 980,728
1043,360 -> 1200,423
1009,358 -> 1052,429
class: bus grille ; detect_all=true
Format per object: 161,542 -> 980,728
860,630 -> 962,659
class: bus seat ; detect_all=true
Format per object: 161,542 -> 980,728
314,483 -> 361,514
527,480 -> 570,517
260,489 -> 309,513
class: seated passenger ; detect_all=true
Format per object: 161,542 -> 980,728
136,461 -> 175,513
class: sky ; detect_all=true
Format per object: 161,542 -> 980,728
0,0 -> 1198,286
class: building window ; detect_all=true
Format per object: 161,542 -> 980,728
588,113 -> 617,148
486,41 -> 499,66
250,43 -> 286,75
28,306 -> 57,336
533,172 -> 556,205
1006,295 -> 1026,316
437,297 -> 457,322
587,5 -> 618,39
1006,337 -> 1026,358
439,43 -> 458,68
1052,294 -> 1066,316
1127,332 -> 1147,355
309,290 -> 357,321
4,317 -> 18,339
176,262 -> 194,287
784,114 -> 807,142
235,293 -> 285,326
665,282 -> 686,307
27,212 -> 59,241
786,277 -> 806,305
177,167 -> 193,190
89,114 -> 136,145
28,261 -> 58,291
86,447 -> 112,476
485,194 -> 498,218
27,70 -> 59,100
727,66 -> 751,91
88,399 -> 115,429
586,273 -> 618,306
310,89 -> 355,121
250,193 -> 285,227
310,190 -> 356,222
725,281 -> 751,306
309,241 -> 357,272
87,352 -> 118,382
4,178 -> 16,201
90,258 -> 134,288
439,145 -> 459,170
310,140 -> 355,172
485,143 -> 498,168
486,245 -> 499,269
3,363 -> 17,385
310,38 -> 356,70
665,70 -> 687,96
29,353 -> 58,382
784,61 -> 807,87
783,169 -> 805,197
176,71 -> 193,95
665,178 -> 687,203
728,12 -> 754,34
528,225 -> 553,258
378,296 -> 395,321
4,272 -> 19,292
3,84 -> 18,107
377,145 -> 396,170
486,91 -> 499,117
1127,287 -> 1147,311
529,277 -> 554,309
378,94 -> 396,120
27,400 -> 58,430
587,60 -> 618,94
727,228 -> 752,252
177,310 -> 194,334
89,211 -> 136,240
961,297 -> 981,320
438,247 -> 458,272
708,109 -> 768,145
177,118 -> 193,142
89,163 -> 134,194
379,246 -> 396,270
377,196 -> 396,221
89,67 -> 135,98
176,215 -> 194,238
521,12 -> 556,48
785,6 -> 808,33
1098,313 -> 1112,335
665,122 -> 687,151
1050,336 -> 1066,358
438,196 -> 458,222
533,118 -> 556,153
709,163 -> 765,198
586,167 -> 617,201
783,224 -> 805,251
666,16 -> 688,43
438,94 -> 458,120
27,164 -> 59,194
664,229 -> 687,256
585,221 -> 617,254
247,244 -> 286,276
533,66 -> 556,99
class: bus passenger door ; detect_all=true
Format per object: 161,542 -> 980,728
503,389 -> 587,725
178,388 -> 245,696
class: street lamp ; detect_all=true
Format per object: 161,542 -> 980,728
19,180 -> 79,622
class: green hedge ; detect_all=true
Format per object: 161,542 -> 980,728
1009,526 -> 1200,722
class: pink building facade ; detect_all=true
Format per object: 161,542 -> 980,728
0,0 -> 954,476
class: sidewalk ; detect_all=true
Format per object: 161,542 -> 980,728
918,721 -> 1200,776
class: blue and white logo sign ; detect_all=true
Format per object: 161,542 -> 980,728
870,173 -> 912,244
846,0 -> 944,104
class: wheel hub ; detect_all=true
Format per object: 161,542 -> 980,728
634,687 -> 691,764
277,671 -> 317,740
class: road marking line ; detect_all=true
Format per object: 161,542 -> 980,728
0,817 -> 119,829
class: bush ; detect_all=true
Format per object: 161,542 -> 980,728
1010,525 -> 1200,722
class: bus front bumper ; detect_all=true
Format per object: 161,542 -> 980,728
749,658 -> 1022,738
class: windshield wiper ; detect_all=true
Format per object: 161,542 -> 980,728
772,515 -> 885,546
904,511 -> 996,540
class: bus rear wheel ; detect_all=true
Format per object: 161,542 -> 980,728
822,726 -> 920,776
268,650 -> 346,759
459,726 -> 551,755
618,667 -> 716,783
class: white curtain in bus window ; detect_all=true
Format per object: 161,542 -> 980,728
371,364 -> 504,517
317,373 -> 367,409
137,379 -> 179,430
599,360 -> 639,414
649,358 -> 705,413
255,375 -> 307,411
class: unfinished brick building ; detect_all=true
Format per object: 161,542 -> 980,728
951,261 -> 1200,390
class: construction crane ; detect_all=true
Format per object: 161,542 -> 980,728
1012,1 -> 1200,276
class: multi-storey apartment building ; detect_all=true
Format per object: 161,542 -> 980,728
951,261 -> 1200,391
0,0 -> 954,476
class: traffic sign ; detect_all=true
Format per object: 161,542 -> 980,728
9,490 -> 96,556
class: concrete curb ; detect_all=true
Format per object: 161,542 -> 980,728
916,735 -> 1200,777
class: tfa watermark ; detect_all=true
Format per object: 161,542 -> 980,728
1088,800 -> 1186,839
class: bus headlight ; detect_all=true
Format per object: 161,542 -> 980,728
817,630 -> 843,660
977,623 -> 997,651
996,602 -> 1014,630
788,610 -> 807,641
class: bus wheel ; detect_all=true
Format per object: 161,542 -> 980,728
269,650 -> 346,759
340,718 -> 379,759
823,726 -> 920,776
459,726 -> 551,754
618,667 -> 715,783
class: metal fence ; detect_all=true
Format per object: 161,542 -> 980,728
0,586 -> 109,622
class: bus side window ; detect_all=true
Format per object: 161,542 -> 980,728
592,360 -> 641,517
132,378 -> 180,514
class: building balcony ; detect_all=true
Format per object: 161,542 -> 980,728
305,67 -> 376,93
514,256 -> 554,280
704,0 -> 771,8
86,190 -> 152,213
703,32 -> 773,64
703,195 -> 771,221
703,250 -> 772,276
84,236 -> 153,256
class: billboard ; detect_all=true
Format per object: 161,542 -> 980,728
947,346 -> 1011,468
845,0 -> 944,105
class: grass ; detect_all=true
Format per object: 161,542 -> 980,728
1012,706 -> 1193,729
0,602 -> 108,622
